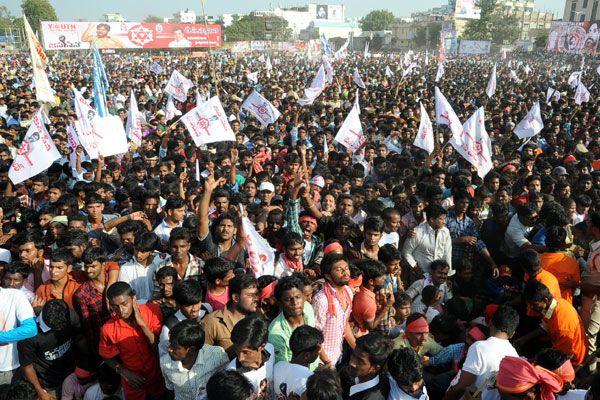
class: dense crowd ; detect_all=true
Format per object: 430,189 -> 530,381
0,46 -> 598,400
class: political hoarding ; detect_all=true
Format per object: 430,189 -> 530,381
454,0 -> 481,19
459,40 -> 491,55
316,5 -> 329,19
546,21 -> 599,55
40,21 -> 222,50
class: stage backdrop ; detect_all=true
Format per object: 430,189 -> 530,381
545,21 -> 599,55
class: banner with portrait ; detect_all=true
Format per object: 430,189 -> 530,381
546,21 -> 599,55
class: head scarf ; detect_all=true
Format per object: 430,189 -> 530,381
406,317 -> 429,334
496,356 -> 563,400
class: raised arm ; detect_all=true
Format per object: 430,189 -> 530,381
197,173 -> 223,240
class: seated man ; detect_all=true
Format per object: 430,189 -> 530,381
393,313 -> 442,357
348,332 -> 393,400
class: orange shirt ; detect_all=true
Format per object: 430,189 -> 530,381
540,252 -> 580,304
352,286 -> 377,334
526,269 -> 562,300
35,271 -> 86,308
543,298 -> 588,366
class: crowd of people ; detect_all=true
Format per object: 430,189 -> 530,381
0,45 -> 598,400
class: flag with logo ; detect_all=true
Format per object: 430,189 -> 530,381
435,62 -> 445,82
486,63 -> 497,98
9,109 -> 61,184
149,62 -> 164,75
546,88 -> 560,104
242,213 -> 275,278
414,102 -> 435,154
242,90 -> 281,127
298,64 -> 327,105
513,101 -> 543,139
568,71 -> 582,88
72,87 -> 100,159
435,87 -> 462,138
125,90 -> 143,146
246,71 -> 258,84
334,99 -> 366,153
353,67 -> 366,89
574,81 -> 590,105
23,16 -> 55,105
180,96 -> 235,146
449,107 -> 493,179
165,70 -> 194,102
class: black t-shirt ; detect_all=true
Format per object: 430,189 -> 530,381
17,310 -> 81,388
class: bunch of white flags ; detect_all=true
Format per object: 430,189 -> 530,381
435,62 -> 445,82
353,67 -> 366,89
298,64 -> 327,105
241,90 -> 281,126
513,101 -> 543,139
334,94 -> 366,153
242,206 -> 275,278
9,109 -> 61,184
414,102 -> 434,154
449,107 -> 493,179
574,81 -> 590,105
546,88 -> 560,104
125,91 -> 143,146
435,87 -> 462,138
164,70 -> 194,102
180,96 -> 235,146
486,63 -> 497,98
568,71 -> 582,88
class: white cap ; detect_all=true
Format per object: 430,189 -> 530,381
310,175 -> 325,188
259,181 -> 275,192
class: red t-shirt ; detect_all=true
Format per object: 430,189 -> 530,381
352,286 -> 377,334
205,287 -> 229,311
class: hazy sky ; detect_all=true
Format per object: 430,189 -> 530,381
4,0 -> 566,21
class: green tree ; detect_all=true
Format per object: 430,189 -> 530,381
414,22 -> 442,47
224,15 -> 291,41
534,31 -> 549,48
359,10 -> 395,31
462,0 -> 519,44
143,15 -> 163,23
22,0 -> 57,33
0,6 -> 15,31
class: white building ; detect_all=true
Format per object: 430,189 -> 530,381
563,0 -> 600,21
104,13 -> 126,22
254,3 -> 347,36
300,19 -> 361,40
174,9 -> 197,23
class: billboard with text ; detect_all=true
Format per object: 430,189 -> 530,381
459,40 -> 491,55
546,21 -> 599,55
41,21 -> 222,50
454,0 -> 481,19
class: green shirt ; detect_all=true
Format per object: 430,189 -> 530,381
268,302 -> 318,370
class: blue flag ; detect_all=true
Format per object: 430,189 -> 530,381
92,43 -> 109,117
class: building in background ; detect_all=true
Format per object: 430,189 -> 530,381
173,9 -> 197,23
563,0 -> 600,21
104,13 -> 126,22
299,19 -> 361,40
253,3 -> 347,37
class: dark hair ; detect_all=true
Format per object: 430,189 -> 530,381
50,248 -> 74,266
62,229 -> 89,247
169,319 -> 205,349
282,232 -> 303,249
206,370 -> 254,400
106,281 -> 134,300
173,279 -> 202,306
135,232 -> 158,252
363,216 -> 384,233
3,262 -> 30,279
355,332 -> 393,366
274,275 -> 305,301
524,280 -> 553,303
517,203 -> 538,219
82,246 -> 108,265
305,367 -> 343,400
320,253 -> 348,277
491,305 -> 520,336
165,196 -> 186,212
490,202 -> 509,217
42,299 -> 71,331
0,380 -> 37,400
15,230 -> 45,249
378,244 -> 402,265
425,204 -> 448,219
85,193 -> 103,206
358,259 -> 387,282
231,314 -> 269,350
289,325 -> 323,356
204,257 -> 233,284
546,226 -> 567,251
519,249 -> 540,273
422,285 -> 440,305
155,266 -> 179,282
430,259 -> 450,272
169,227 -> 191,245
395,292 -> 412,307
229,274 -> 258,297
388,347 -> 424,386
534,348 -> 568,371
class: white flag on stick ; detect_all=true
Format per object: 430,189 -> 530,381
435,62 -> 445,82
449,107 -> 493,179
298,64 -> 327,105
242,211 -> 275,278
353,67 -> 366,89
23,16 -> 55,105
334,101 -> 366,153
164,70 -> 194,102
164,95 -> 179,122
242,90 -> 281,127
414,102 -> 435,154
574,81 -> 590,105
363,41 -> 370,58
402,63 -> 418,79
513,101 -> 543,139
246,71 -> 258,84
195,158 -> 200,182
125,91 -> 143,146
385,66 -> 394,77
546,88 -> 560,104
96,115 -> 129,157
568,71 -> 582,88
180,96 -> 235,146
72,87 -> 100,159
66,124 -> 89,170
486,63 -> 497,98
435,87 -> 463,139
9,110 -> 60,184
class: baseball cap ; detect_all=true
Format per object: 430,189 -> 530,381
575,143 -> 589,154
552,166 -> 568,176
563,155 -> 578,165
259,181 -> 275,192
310,175 -> 325,188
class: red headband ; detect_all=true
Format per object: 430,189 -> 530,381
406,317 -> 429,334
468,327 -> 487,342
553,359 -> 575,383
348,275 -> 363,288
299,215 -> 318,226
259,281 -> 278,300
323,242 -> 344,255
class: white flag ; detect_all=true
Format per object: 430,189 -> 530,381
523,65 -> 532,75
334,101 -> 366,153
513,101 -> 543,139
414,102 -> 435,154
385,66 -> 393,77
509,70 -> 518,80
265,56 -> 273,71
180,96 -> 235,146
195,89 -> 206,107
568,71 -> 582,88
435,87 -> 462,138
125,91 -> 143,146
72,88 -> 100,159
298,64 -> 327,105
449,107 -> 493,179
402,63 -> 418,79
164,95 -> 179,122
96,115 -> 129,157
323,136 -> 329,155
242,215 -> 275,278
24,16 -> 55,105
435,62 -> 445,82
334,36 -> 350,59
353,67 -> 366,89
574,81 -> 590,105
242,90 -> 281,127
546,88 -> 560,104
164,70 -> 194,102
195,158 -> 200,182
597,65 -> 600,75
486,63 -> 497,98
66,124 -> 89,170
323,57 -> 334,84
425,49 -> 429,66
246,71 -> 258,84
363,41 -> 370,58
9,110 -> 60,185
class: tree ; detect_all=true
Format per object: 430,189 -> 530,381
0,6 -> 15,31
414,22 -> 442,47
534,31 -> 549,48
359,10 -> 395,32
143,15 -> 163,23
462,0 -> 519,44
224,15 -> 292,41
21,0 -> 57,33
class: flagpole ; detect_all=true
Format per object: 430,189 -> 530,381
200,0 -> 219,98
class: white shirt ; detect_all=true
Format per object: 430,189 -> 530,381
153,219 -> 183,244
388,375 -> 429,400
402,222 -> 453,275
83,382 -> 124,400
226,343 -> 275,400
350,375 -> 380,397
449,336 -> 519,400
158,307 -> 212,358
504,214 -> 533,258
119,254 -> 162,302
379,231 -> 400,248
558,389 -> 587,400
160,345 -> 229,400
0,288 -> 35,371
273,361 -> 312,398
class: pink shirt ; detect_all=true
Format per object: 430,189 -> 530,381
205,287 -> 229,311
